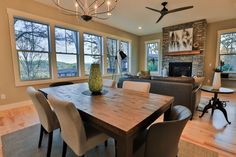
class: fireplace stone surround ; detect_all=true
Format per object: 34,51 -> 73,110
162,19 -> 207,77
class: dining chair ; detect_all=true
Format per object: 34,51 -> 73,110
49,81 -> 74,87
48,95 -> 109,157
133,105 -> 192,157
123,81 -> 151,93
27,87 -> 60,157
103,79 -> 116,88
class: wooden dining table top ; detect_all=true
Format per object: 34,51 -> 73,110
39,83 -> 174,135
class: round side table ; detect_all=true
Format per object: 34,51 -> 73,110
199,86 -> 234,124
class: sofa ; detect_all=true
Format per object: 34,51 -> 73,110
117,76 -> 204,119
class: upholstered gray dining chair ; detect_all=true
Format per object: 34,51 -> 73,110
133,105 -> 192,157
123,81 -> 151,93
103,79 -> 116,88
27,87 -> 60,157
48,95 -> 109,157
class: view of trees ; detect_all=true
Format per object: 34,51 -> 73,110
120,41 -> 129,72
219,32 -> 236,72
14,18 -> 130,80
14,18 -> 50,80
55,27 -> 79,77
107,38 -> 117,73
146,42 -> 159,71
84,33 -> 102,75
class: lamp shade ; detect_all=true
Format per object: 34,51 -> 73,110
119,50 -> 127,60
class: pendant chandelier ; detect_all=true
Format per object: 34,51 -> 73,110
52,0 -> 119,21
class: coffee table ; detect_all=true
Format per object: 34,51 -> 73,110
199,86 -> 234,124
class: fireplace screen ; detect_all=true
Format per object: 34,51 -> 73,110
169,62 -> 192,77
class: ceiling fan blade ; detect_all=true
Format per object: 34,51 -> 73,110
156,14 -> 165,23
145,7 -> 161,13
167,6 -> 193,14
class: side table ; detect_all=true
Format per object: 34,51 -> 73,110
199,86 -> 234,124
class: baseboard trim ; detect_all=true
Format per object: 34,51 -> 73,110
0,100 -> 32,111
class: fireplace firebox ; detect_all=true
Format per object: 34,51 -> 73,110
169,62 -> 192,77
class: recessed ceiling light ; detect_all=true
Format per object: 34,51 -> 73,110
138,26 -> 142,30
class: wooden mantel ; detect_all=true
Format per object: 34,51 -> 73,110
165,50 -> 201,56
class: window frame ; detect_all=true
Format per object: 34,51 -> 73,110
119,40 -> 130,73
106,37 -> 119,74
83,32 -> 104,76
8,9 -> 132,86
54,26 -> 80,78
216,28 -> 236,74
13,17 -> 53,82
145,39 -> 161,75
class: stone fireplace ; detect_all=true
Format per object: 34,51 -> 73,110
169,62 -> 192,77
162,19 -> 207,77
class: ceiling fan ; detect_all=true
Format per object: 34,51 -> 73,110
146,2 -> 194,23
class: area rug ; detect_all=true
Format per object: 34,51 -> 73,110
1,124 -> 218,157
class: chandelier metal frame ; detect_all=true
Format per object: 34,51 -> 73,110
52,0 -> 119,21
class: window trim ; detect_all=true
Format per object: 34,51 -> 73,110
83,32 -> 104,76
8,8 -> 132,86
55,26 -> 80,78
216,28 -> 236,73
145,39 -> 161,75
12,17 -> 53,82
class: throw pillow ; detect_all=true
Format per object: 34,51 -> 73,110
139,70 -> 151,79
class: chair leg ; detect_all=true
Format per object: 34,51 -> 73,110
62,141 -> 67,157
38,125 -> 44,148
104,140 -> 108,147
47,132 -> 53,157
115,140 -> 117,157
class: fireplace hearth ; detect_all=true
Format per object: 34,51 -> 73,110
169,62 -> 192,77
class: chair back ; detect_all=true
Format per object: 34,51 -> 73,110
48,95 -> 87,155
103,79 -> 116,88
123,81 -> 150,93
145,105 -> 191,157
49,81 -> 74,87
27,87 -> 59,132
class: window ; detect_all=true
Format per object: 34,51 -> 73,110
218,30 -> 236,73
145,40 -> 160,73
83,33 -> 103,75
14,18 -> 51,81
106,38 -> 118,74
55,27 -> 79,78
120,41 -> 129,72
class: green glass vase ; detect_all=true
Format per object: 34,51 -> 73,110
88,64 -> 103,94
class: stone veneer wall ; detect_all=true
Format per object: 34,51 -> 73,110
162,19 -> 207,76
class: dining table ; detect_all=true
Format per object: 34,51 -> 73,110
39,83 -> 174,157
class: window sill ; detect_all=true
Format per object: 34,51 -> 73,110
14,74 -> 119,87
15,76 -> 89,87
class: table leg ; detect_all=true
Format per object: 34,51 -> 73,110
216,100 -> 231,124
199,99 -> 212,118
116,136 -> 133,157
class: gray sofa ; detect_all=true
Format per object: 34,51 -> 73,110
117,76 -> 203,119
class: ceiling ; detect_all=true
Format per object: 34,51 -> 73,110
35,0 -> 236,36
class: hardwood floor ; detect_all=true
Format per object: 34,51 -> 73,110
182,91 -> 236,157
0,91 -> 235,157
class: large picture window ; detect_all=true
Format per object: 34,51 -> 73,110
120,41 -> 129,72
14,18 -> 51,81
55,27 -> 79,78
83,33 -> 103,75
106,38 -> 118,74
218,30 -> 236,73
146,40 -> 160,72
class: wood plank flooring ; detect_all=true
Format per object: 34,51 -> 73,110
0,91 -> 235,157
